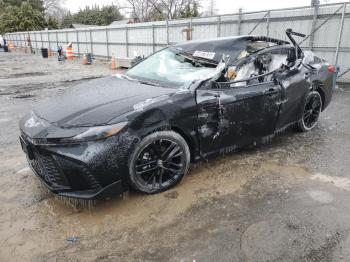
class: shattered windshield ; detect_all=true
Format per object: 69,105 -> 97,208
125,47 -> 217,88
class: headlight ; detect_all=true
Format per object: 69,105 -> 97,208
61,122 -> 128,143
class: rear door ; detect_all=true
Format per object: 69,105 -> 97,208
196,80 -> 281,157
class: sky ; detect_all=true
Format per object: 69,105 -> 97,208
63,0 -> 341,15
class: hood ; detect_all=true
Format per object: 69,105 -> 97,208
33,76 -> 176,127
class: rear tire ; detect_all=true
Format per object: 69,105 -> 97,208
295,91 -> 322,132
128,131 -> 190,194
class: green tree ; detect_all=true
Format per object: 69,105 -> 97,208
0,1 -> 45,33
60,5 -> 124,28
2,0 -> 44,10
180,1 -> 200,18
46,16 -> 59,29
60,11 -> 74,28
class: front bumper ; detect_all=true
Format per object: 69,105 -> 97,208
19,134 -> 126,200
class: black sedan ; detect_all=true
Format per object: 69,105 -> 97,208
19,29 -> 336,199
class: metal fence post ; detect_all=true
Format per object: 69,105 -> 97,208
89,29 -> 94,55
105,27 -> 110,59
266,10 -> 270,36
166,19 -> 169,45
48,31 -> 51,51
238,8 -> 242,35
152,24 -> 156,53
334,3 -> 346,65
35,32 -> 38,50
65,30 -> 69,45
40,31 -> 43,48
76,30 -> 80,57
217,15 -> 221,37
125,26 -> 129,57
56,30 -> 59,50
309,2 -> 319,50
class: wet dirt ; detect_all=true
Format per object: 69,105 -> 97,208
0,72 -> 49,79
1,52 -> 350,261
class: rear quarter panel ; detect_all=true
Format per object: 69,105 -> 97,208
310,63 -> 334,110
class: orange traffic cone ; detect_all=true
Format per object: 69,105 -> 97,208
111,56 -> 117,70
66,47 -> 74,60
82,54 -> 88,65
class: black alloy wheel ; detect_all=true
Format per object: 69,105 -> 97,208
296,91 -> 322,132
129,131 -> 190,194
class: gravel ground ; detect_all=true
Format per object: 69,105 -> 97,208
1,52 -> 350,262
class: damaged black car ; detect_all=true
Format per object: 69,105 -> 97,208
19,29 -> 336,199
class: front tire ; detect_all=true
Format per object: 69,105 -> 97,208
128,131 -> 190,194
295,91 -> 322,132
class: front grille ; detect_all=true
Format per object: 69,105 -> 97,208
29,151 -> 70,190
21,136 -> 102,191
21,135 -> 102,192
53,155 -> 101,191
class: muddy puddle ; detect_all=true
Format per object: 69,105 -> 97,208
0,115 -> 342,261
0,147 -> 310,261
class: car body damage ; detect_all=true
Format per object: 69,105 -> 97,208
19,29 -> 336,199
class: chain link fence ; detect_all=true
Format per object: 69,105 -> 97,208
4,2 -> 350,82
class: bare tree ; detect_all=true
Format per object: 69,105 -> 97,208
125,0 -> 201,21
43,0 -> 67,21
203,0 -> 217,16
151,0 -> 194,19
126,0 -> 160,21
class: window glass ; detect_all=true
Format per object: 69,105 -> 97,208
126,48 -> 217,88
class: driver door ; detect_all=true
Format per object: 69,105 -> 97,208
196,79 -> 282,157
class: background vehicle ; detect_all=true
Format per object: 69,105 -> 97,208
19,30 -> 336,199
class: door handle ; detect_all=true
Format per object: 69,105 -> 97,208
264,87 -> 279,95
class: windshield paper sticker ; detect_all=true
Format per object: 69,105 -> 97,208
193,51 -> 216,60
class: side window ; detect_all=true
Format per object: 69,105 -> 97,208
268,48 -> 290,71
228,48 -> 291,86
208,46 -> 295,89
